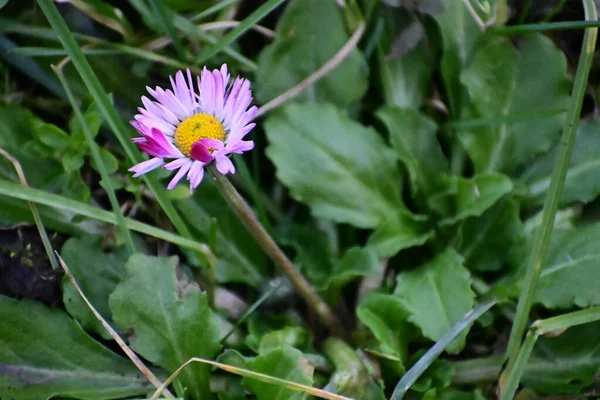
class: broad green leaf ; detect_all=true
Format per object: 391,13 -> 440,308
109,254 -> 221,400
255,0 -> 368,108
459,34 -> 570,173
243,347 -> 314,400
0,296 -> 153,400
91,147 -> 119,174
357,293 -> 412,372
434,0 -> 483,114
438,389 -> 487,400
176,180 -> 267,287
62,150 -> 85,172
367,213 -> 434,258
394,249 -> 475,353
520,118 -> 600,206
376,107 -> 449,202
454,197 -> 523,271
438,173 -> 513,225
33,122 -> 70,151
61,236 -> 128,339
266,102 -> 404,228
379,44 -> 433,109
534,222 -> 600,308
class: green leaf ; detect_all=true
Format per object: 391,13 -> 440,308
176,180 -> 267,287
520,118 -> 600,206
91,147 -> 118,174
319,246 -> 380,292
266,102 -> 404,228
33,122 -> 70,151
434,0 -> 483,114
379,43 -> 434,109
0,105 -> 65,189
62,150 -> 85,172
367,213 -> 434,258
533,222 -> 600,308
0,295 -> 153,400
376,107 -> 449,202
61,236 -> 128,339
259,327 -> 313,354
109,254 -> 221,399
459,35 -> 570,173
255,0 -> 368,108
454,197 -> 523,271
394,249 -> 475,353
59,0 -> 133,38
357,293 -> 412,372
438,173 -> 513,225
243,347 -> 314,400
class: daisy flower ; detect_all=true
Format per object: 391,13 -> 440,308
128,64 -> 257,190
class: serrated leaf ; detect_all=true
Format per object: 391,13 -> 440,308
438,173 -> 513,225
0,296 -> 153,400
357,293 -> 412,372
255,0 -> 368,108
459,35 -> 570,173
243,347 -> 314,400
454,197 -> 523,271
520,118 -> 600,206
109,254 -> 221,400
176,180 -> 267,287
394,249 -> 475,353
376,107 -> 448,202
533,222 -> 600,308
266,102 -> 405,228
60,236 -> 128,339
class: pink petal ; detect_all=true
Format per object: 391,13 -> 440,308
215,155 -> 235,175
190,142 -> 214,163
167,160 -> 192,190
129,157 -> 164,178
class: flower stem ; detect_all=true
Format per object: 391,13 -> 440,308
207,164 -> 343,336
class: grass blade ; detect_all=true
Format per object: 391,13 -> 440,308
190,0 -> 241,22
503,0 -> 598,378
148,0 -> 187,60
390,298 -> 497,400
492,20 -> 600,35
53,65 -> 135,253
0,179 -> 212,257
193,0 -> 286,65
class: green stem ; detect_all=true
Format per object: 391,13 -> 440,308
503,0 -> 597,380
207,164 -> 343,336
53,66 -> 135,254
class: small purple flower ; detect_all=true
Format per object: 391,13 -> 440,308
129,65 -> 257,190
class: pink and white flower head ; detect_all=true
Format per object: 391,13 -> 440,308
128,64 -> 257,190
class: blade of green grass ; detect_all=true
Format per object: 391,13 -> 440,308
36,0 -> 208,266
492,20 -> 600,35
501,306 -> 600,399
193,0 -> 286,65
502,0 -> 598,384
148,0 -> 187,60
10,47 -> 123,56
53,65 -> 135,254
219,280 -> 284,344
390,297 -> 497,400
191,0 -> 241,22
0,18 -> 195,72
0,35 -> 65,99
0,178 -> 212,257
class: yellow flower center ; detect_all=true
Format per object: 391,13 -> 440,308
174,113 -> 225,157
